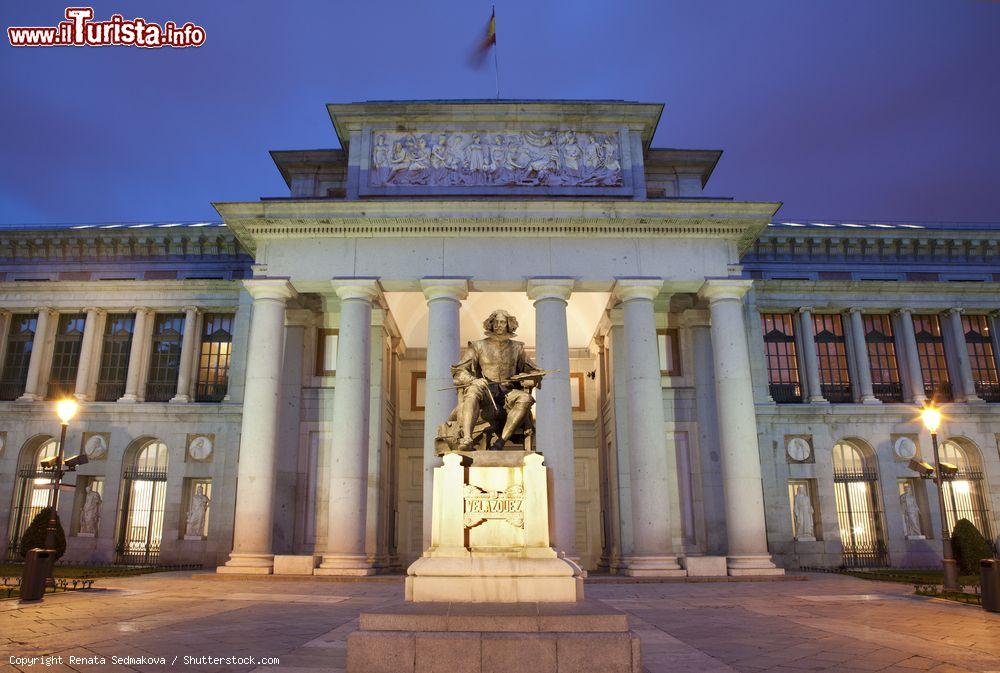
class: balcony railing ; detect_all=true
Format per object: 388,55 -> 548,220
821,383 -> 853,404
94,381 -> 127,402
975,382 -> 1000,403
0,381 -> 25,401
872,382 -> 904,403
195,383 -> 227,403
769,383 -> 802,404
925,382 -> 953,404
144,382 -> 175,403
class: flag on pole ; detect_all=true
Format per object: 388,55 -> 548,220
469,7 -> 496,68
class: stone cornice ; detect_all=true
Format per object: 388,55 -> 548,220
213,199 -> 779,257
0,226 -> 247,262
753,279 -> 1000,312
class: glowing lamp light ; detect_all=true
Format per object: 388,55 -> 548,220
56,399 -> 79,425
920,406 -> 942,434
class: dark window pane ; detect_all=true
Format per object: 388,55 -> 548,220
761,313 -> 802,403
813,314 -> 853,403
0,314 -> 37,400
912,315 -> 952,402
95,313 -> 135,401
863,314 -> 903,403
46,313 -> 86,400
195,313 -> 233,402
145,314 -> 184,402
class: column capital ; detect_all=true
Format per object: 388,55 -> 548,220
33,306 -> 57,316
894,307 -> 913,317
420,277 -> 469,303
332,277 -> 380,303
946,307 -> 964,317
848,307 -> 865,315
614,277 -> 663,303
82,307 -> 106,315
697,278 -> 752,304
797,306 -> 815,315
181,305 -> 200,314
527,277 -> 575,303
243,278 -> 297,302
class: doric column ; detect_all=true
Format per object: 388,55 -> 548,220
318,278 -> 379,576
418,278 -> 468,548
170,306 -> 199,403
797,307 -> 826,403
18,307 -> 56,401
219,279 -> 296,574
73,308 -> 103,401
119,308 -> 153,403
896,309 -> 926,404
0,311 -> 12,377
527,277 -> 576,557
613,278 -> 683,576
946,308 -> 981,402
848,308 -> 879,404
699,280 -> 782,575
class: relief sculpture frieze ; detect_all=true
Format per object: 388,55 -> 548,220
369,130 -> 623,188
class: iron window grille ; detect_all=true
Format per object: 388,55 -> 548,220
941,468 -> 994,543
5,441 -> 59,560
813,314 -> 853,403
761,313 -> 802,403
46,313 -> 86,400
912,314 -> 952,403
95,313 -> 135,402
0,314 -> 37,401
863,314 -> 903,403
145,313 -> 184,402
195,313 -> 233,402
833,467 -> 890,568
962,315 -> 1000,402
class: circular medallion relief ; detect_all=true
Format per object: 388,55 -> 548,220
786,437 -> 811,462
189,436 -> 213,461
84,434 -> 107,459
893,437 -> 917,461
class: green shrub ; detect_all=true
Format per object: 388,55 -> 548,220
950,518 -> 992,576
19,507 -> 66,560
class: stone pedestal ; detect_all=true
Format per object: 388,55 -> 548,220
274,555 -> 320,575
681,555 -> 728,577
347,601 -> 641,673
405,451 -> 583,603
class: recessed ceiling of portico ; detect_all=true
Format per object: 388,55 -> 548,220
385,292 -> 611,350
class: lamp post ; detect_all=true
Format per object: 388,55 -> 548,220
920,406 -> 960,591
44,399 -> 79,551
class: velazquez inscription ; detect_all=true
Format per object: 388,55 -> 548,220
463,483 -> 525,529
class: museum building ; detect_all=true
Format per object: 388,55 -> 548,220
0,100 -> 997,575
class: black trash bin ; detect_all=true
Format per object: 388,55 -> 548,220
19,549 -> 52,602
981,559 -> 999,613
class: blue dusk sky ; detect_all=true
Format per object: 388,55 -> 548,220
1,0 -> 998,225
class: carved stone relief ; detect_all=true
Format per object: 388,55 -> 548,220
82,432 -> 109,460
187,434 -> 214,462
785,436 -> 812,463
370,130 -> 623,188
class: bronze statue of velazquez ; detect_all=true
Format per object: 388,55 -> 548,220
436,309 -> 553,453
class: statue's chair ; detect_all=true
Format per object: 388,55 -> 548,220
436,386 -> 534,454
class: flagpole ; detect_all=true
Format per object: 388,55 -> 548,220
492,4 -> 500,99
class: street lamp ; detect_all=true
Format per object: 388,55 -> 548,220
920,404 -> 960,591
43,399 -> 79,551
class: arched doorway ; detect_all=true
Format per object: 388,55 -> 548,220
938,439 -> 993,541
832,439 -> 888,567
115,439 -> 168,564
5,436 -> 59,559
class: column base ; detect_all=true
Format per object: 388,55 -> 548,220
73,393 -> 92,402
315,553 -> 376,576
16,393 -> 41,402
680,555 -> 728,577
217,552 -> 274,574
620,555 -> 686,578
117,394 -> 140,404
726,554 -> 785,576
860,396 -> 882,405
169,395 -> 191,404
808,397 -> 829,404
963,396 -> 985,405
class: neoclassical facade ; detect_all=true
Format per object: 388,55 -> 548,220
0,100 -> 996,574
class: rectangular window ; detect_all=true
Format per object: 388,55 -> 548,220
962,315 -> 999,402
145,313 -> 184,402
95,313 -> 135,402
760,313 -> 801,403
813,314 -> 853,403
912,314 -> 952,402
656,329 -> 681,376
0,314 -> 37,401
863,314 -> 903,403
195,314 -> 233,402
46,313 -> 86,400
316,328 -> 338,376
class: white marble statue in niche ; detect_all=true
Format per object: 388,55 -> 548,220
900,482 -> 923,538
79,484 -> 102,536
370,130 -> 623,188
185,485 -> 210,538
793,485 -> 816,541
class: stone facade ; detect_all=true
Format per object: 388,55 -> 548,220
0,100 -> 996,573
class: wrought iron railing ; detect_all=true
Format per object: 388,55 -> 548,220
769,383 -> 802,403
821,383 -> 853,403
94,381 -> 127,402
925,382 -> 953,403
974,382 -> 1000,403
195,382 -> 227,403
144,382 -> 175,402
0,381 -> 25,401
872,382 -> 904,403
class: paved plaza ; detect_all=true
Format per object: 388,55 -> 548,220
1,572 -> 998,673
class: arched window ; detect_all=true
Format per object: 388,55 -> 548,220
6,438 -> 59,559
832,440 -> 888,567
938,440 -> 992,540
116,440 -> 168,564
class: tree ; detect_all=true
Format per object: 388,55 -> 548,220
19,507 -> 66,560
950,518 -> 992,576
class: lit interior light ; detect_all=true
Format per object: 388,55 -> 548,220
953,481 -> 971,495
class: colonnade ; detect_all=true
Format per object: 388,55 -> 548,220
220,276 -> 780,576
